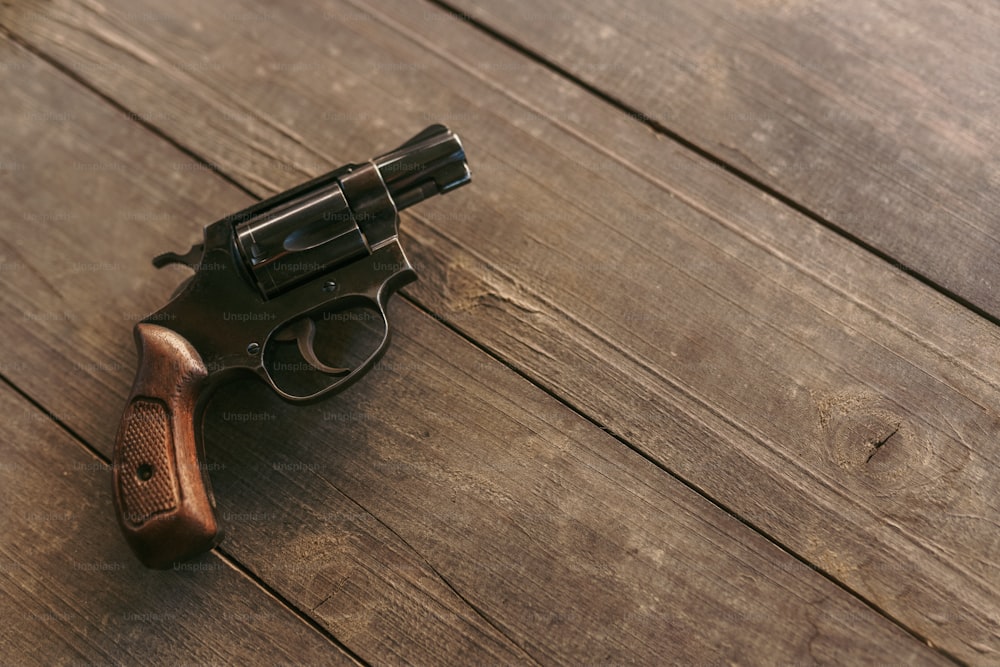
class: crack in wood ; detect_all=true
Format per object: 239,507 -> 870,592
865,424 -> 900,464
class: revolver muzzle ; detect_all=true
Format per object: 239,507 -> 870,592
374,124 -> 471,211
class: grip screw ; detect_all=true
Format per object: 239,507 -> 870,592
322,280 -> 337,293
247,342 -> 260,355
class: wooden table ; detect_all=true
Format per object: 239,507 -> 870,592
1,1 -> 997,664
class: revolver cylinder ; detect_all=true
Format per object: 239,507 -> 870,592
234,124 -> 469,298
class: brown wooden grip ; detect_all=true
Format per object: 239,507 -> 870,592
112,323 -> 221,568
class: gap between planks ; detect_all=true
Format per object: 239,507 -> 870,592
425,0 -> 1000,335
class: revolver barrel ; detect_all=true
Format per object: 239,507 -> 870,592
374,124 -> 471,210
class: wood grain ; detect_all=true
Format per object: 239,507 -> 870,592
0,20 -> 952,667
3,0 -> 998,661
442,0 -> 1000,318
0,384 -> 354,665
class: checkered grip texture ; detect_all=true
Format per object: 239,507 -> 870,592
117,398 -> 179,525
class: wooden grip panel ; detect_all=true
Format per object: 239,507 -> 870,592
117,398 -> 180,523
112,323 -> 221,568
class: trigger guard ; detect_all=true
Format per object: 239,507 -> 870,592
261,300 -> 393,403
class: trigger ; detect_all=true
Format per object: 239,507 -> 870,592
273,318 -> 350,376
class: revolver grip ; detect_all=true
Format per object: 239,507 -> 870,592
112,323 -> 220,568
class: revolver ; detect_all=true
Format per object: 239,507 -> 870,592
112,125 -> 470,568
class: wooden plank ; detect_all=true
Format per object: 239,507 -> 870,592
0,385 -> 355,664
3,0 -> 998,661
0,22 -> 951,667
441,0 -> 1000,321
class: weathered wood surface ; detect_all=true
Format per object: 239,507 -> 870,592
0,384 -> 354,665
0,28 -> 948,666
444,0 -> 1000,321
4,0 -> 997,661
